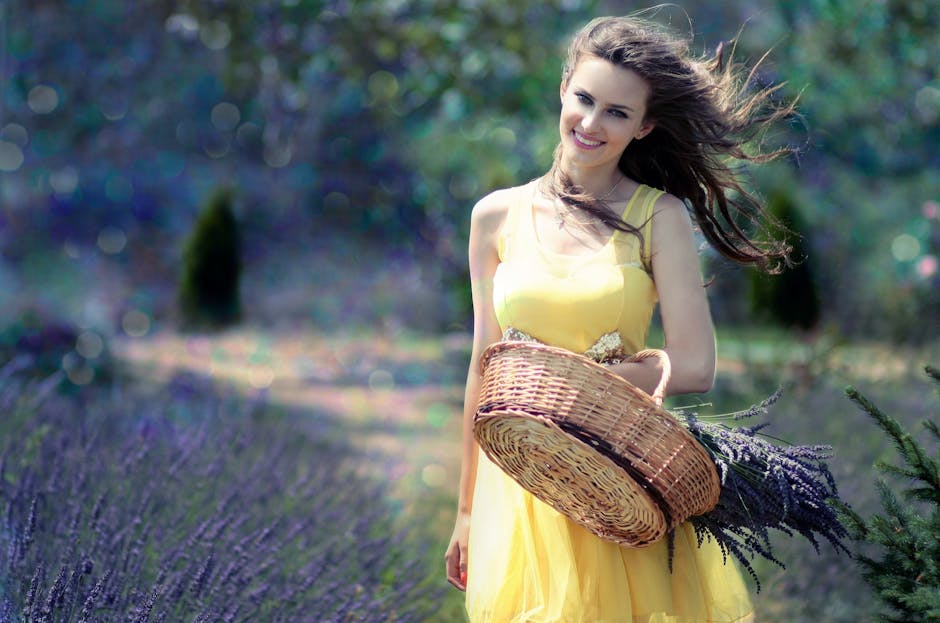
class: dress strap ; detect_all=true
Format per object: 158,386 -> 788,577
497,182 -> 534,262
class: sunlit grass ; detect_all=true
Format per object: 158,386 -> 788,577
8,318 -> 936,622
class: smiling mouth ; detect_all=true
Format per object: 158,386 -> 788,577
573,131 -> 604,148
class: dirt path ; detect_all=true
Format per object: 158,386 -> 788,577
112,327 -> 470,520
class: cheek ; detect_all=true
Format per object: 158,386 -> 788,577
559,106 -> 578,129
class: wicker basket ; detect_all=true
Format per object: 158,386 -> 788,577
473,341 -> 721,547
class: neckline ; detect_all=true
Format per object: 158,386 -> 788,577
526,181 -> 644,261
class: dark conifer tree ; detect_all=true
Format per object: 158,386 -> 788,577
749,188 -> 821,331
841,367 -> 940,622
178,189 -> 242,329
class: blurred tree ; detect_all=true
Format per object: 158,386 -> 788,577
748,187 -> 821,331
774,0 -> 940,177
178,188 -> 241,329
2,0 -> 938,333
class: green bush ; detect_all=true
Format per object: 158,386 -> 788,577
841,367 -> 940,622
178,189 -> 242,329
748,187 -> 821,331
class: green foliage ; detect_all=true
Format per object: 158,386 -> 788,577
4,0 -> 940,334
748,187 -> 821,330
0,308 -> 113,388
841,370 -> 940,622
178,188 -> 242,329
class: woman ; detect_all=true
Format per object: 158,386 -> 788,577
445,14 -> 795,623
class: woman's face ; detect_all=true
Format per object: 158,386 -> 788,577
558,56 -> 654,171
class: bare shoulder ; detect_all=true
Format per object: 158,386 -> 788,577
470,185 -> 521,232
650,191 -> 691,226
652,193 -> 692,241
649,191 -> 697,259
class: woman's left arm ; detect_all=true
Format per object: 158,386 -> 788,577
608,193 -> 716,396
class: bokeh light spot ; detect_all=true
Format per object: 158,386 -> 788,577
99,92 -> 129,121
368,369 -> 395,390
323,191 -> 349,213
248,366 -> 275,389
891,234 -> 920,262
490,126 -> 517,148
914,86 -> 940,123
122,310 -> 151,337
203,133 -> 231,159
165,13 -> 199,39
923,200 -> 939,220
200,20 -> 232,50
211,102 -> 241,131
62,352 -> 96,386
63,240 -> 81,259
67,364 -> 95,386
97,226 -> 127,254
0,141 -> 24,172
1,123 -> 29,147
76,331 -> 105,359
235,122 -> 262,149
28,85 -> 59,114
421,463 -> 447,488
368,71 -> 399,102
281,83 -> 308,111
62,351 -> 82,372
263,142 -> 293,168
917,255 -> 938,279
425,403 -> 450,428
50,166 -> 79,195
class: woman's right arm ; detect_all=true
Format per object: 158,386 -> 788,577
444,191 -> 508,592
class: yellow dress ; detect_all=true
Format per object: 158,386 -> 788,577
466,181 -> 755,623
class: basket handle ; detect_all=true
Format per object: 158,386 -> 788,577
626,349 -> 671,406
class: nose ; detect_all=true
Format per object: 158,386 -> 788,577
581,110 -> 602,133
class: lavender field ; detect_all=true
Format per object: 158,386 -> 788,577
2,304 -> 937,621
0,345 -> 452,622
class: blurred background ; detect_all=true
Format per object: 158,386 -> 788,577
1,0 -> 937,338
0,1 -> 938,621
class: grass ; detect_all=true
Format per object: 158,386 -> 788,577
3,312 -> 938,622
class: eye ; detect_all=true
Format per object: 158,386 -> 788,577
575,92 -> 592,105
608,109 -> 628,119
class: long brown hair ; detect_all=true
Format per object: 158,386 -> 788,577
544,15 -> 797,272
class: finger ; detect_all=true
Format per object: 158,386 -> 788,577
444,551 -> 461,589
445,550 -> 467,591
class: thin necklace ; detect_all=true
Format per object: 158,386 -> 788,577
554,175 -> 623,229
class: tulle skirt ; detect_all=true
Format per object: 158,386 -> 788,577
466,453 -> 755,623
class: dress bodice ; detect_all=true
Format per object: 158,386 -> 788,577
492,180 -> 663,355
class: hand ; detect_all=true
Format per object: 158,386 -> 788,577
444,512 -> 471,591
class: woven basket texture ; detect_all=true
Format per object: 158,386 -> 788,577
474,410 -> 668,546
474,341 -> 720,547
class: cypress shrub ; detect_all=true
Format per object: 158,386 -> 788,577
178,188 -> 242,329
749,188 -> 821,331
840,367 -> 940,622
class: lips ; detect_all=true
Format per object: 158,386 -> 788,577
573,130 -> 604,149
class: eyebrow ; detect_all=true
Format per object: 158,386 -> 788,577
574,88 -> 636,112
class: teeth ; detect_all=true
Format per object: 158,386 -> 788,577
575,132 -> 601,146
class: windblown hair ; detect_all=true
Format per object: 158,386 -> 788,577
544,15 -> 797,272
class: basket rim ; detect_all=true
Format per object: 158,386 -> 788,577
480,339 -> 667,409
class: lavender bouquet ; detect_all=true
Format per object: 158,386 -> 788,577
673,389 -> 850,590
